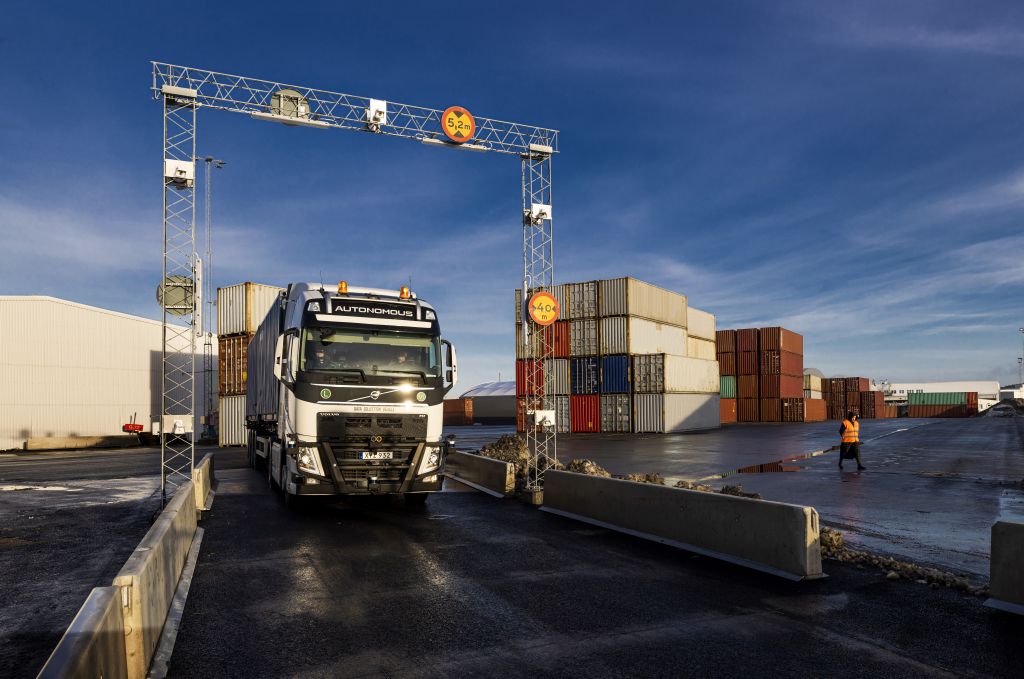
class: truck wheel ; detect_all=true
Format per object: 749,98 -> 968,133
405,493 -> 429,507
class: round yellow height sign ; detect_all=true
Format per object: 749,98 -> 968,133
528,291 -> 560,326
441,105 -> 476,143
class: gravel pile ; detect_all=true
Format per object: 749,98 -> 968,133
819,527 -> 988,596
564,459 -> 611,477
674,480 -> 761,499
718,485 -> 763,500
623,473 -> 666,485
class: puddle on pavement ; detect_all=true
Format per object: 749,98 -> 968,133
700,448 -> 835,480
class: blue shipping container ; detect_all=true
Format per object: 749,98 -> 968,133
600,355 -> 630,393
571,357 -> 599,395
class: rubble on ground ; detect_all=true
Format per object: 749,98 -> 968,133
623,473 -> 665,485
718,485 -> 763,500
564,459 -> 611,477
674,480 -> 715,492
673,479 -> 761,499
818,527 -> 988,596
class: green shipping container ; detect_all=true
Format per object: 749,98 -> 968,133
720,375 -> 736,398
907,392 -> 966,406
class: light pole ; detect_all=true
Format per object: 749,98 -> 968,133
1018,357 -> 1022,387
200,156 -> 225,439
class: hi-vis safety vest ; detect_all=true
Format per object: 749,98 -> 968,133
841,419 -> 860,443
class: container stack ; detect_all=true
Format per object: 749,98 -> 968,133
716,326 -> 822,422
907,392 -> 978,418
515,277 -> 720,433
820,377 -> 890,419
443,398 -> 473,426
217,282 -> 284,446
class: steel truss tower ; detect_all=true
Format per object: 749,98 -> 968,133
151,63 -> 560,492
160,87 -> 198,500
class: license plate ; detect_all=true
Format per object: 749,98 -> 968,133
360,451 -> 393,460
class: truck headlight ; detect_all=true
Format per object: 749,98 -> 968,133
419,446 -> 442,474
295,445 -> 324,475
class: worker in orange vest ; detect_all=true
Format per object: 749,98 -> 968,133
839,412 -> 866,471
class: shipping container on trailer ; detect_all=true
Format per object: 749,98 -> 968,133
570,319 -> 598,356
218,394 -> 247,446
599,316 -> 687,355
686,336 -> 717,361
600,355 -> 631,393
544,320 -> 571,358
570,395 -> 601,432
717,352 -> 737,376
737,398 -> 759,422
687,307 -> 716,341
632,393 -> 720,433
515,359 -> 544,396
715,329 -> 737,353
597,277 -> 687,327
720,397 -> 737,424
737,374 -> 759,399
760,398 -> 782,422
570,357 -> 600,395
600,394 -> 631,432
759,374 -> 804,399
759,350 -> 803,377
217,282 -> 284,336
631,354 -> 720,394
544,358 -> 570,395
719,375 -> 737,399
218,334 -> 251,396
758,327 -> 803,355
568,281 -> 598,320
738,351 -> 759,375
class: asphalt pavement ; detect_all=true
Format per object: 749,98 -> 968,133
169,466 -> 1024,678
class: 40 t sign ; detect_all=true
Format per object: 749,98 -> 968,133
528,291 -> 560,326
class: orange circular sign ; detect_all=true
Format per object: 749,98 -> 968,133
528,291 -> 560,326
441,106 -> 476,143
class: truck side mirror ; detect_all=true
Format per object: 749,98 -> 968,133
442,340 -> 457,387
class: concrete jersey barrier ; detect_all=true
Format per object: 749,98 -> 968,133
985,520 -> 1024,615
541,470 -> 823,581
192,453 -> 215,510
37,586 -> 127,679
445,451 -> 516,497
113,482 -> 198,678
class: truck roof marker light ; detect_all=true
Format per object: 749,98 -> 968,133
338,281 -> 348,293
399,286 -> 411,299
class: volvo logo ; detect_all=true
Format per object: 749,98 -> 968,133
370,390 -> 381,400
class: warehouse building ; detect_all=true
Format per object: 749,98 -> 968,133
457,381 -> 515,424
0,296 -> 213,450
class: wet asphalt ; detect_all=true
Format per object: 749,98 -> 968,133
169,466 -> 1024,678
0,445 -> 244,678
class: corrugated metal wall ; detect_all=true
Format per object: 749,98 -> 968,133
218,395 -> 247,446
0,297 -> 215,450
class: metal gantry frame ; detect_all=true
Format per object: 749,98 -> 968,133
153,62 -> 560,497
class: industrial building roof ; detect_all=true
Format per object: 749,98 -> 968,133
459,381 -> 516,398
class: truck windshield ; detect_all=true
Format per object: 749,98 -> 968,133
301,328 -> 441,377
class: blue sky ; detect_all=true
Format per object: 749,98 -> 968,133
3,1 -> 1024,392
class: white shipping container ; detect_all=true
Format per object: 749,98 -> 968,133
218,395 -> 247,446
687,307 -> 716,341
600,317 -> 687,356
217,282 -> 284,336
570,319 -> 598,357
600,394 -> 631,432
803,374 -> 822,391
515,323 -> 544,359
544,359 -> 570,395
548,395 -> 570,434
803,389 -> 823,400
568,281 -> 597,320
598,278 -> 687,327
686,336 -> 717,361
632,393 -> 720,433
632,354 -> 720,394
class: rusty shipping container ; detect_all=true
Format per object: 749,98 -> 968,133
737,374 -> 759,399
720,397 -> 737,424
844,377 -> 870,392
859,391 -> 884,419
515,359 -> 544,396
737,328 -> 759,352
515,396 -> 543,432
570,395 -> 601,432
443,398 -> 474,426
737,398 -> 759,422
218,334 -> 251,397
760,374 -> 804,399
716,329 -> 737,353
759,350 -> 804,377
781,397 -> 804,423
804,398 -> 826,422
758,327 -> 804,354
760,398 -> 782,422
544,320 -> 571,358
738,351 -> 759,375
717,351 -> 736,376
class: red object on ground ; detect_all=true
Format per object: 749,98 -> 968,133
720,398 -> 737,423
717,351 -> 736,376
737,398 -> 759,422
570,395 -> 600,432
737,328 -> 759,352
760,398 -> 782,422
515,360 -> 544,396
758,327 -> 804,354
738,351 -> 759,375
760,374 -> 804,398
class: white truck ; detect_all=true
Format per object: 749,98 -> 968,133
246,282 -> 457,506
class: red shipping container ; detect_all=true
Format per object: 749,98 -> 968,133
758,327 -> 803,355
781,397 -> 804,422
760,374 -> 803,398
844,377 -> 869,392
803,398 -> 826,422
717,351 -> 737,376
759,350 -> 804,376
760,398 -> 782,422
737,398 -> 759,422
859,391 -> 884,419
737,328 -> 759,352
443,398 -> 474,426
883,405 -> 898,419
720,398 -> 737,424
716,329 -> 737,353
570,395 -> 600,432
966,392 -> 978,405
515,359 -> 544,396
738,351 -> 759,375
738,375 -> 759,399
516,396 -> 543,432
544,321 -> 571,358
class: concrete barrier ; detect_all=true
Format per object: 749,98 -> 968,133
541,470 -> 824,581
192,453 -> 215,511
37,587 -> 128,679
445,451 -> 516,497
985,520 -> 1024,615
25,435 -> 141,451
113,482 -> 198,678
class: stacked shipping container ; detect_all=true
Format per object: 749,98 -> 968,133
515,277 -> 720,433
216,282 -> 283,446
820,377 -> 891,420
907,392 -> 978,418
